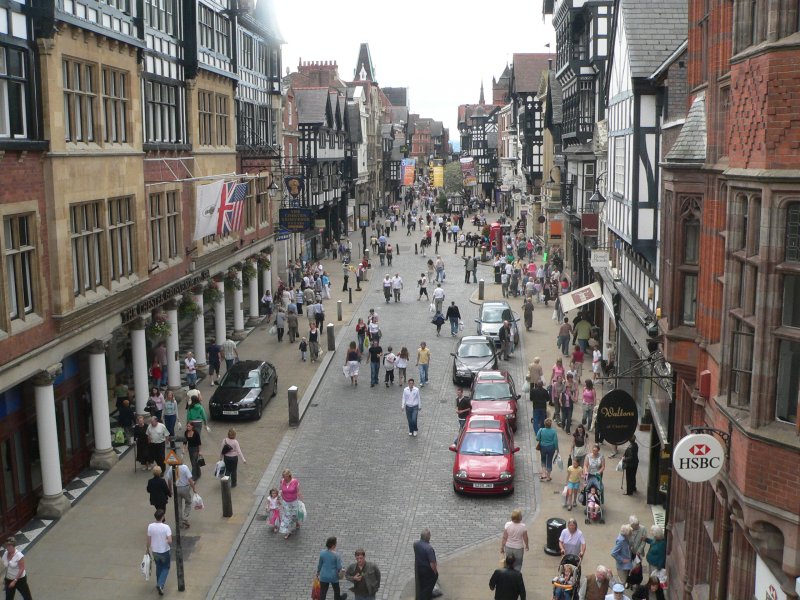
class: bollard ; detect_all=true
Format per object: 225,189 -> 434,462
454,242 -> 458,254
327,323 -> 335,351
415,243 -> 418,255
479,279 -> 485,301
288,386 -> 299,426
462,244 -> 466,257
337,300 -> 343,321
396,244 -> 399,255
220,476 -> 233,518
349,288 -> 353,303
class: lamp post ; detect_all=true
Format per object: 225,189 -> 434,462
165,451 -> 186,592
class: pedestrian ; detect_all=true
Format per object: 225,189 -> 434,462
396,347 -> 409,387
628,515 -> 647,566
632,576 -> 666,600
342,263 -> 350,292
345,341 -> 361,386
391,273 -> 403,302
535,418 -> 559,481
431,310 -> 445,336
147,415 -> 169,472
529,380 -> 549,434
434,255 -> 445,282
418,273 -> 429,301
146,510 -> 172,596
501,270 -> 509,297
278,469 -> 302,540
471,256 -> 478,283
622,437 -> 639,495
149,359 -> 162,389
345,549 -> 381,600
401,379 -> 421,436
184,351 -> 197,387
308,323 -> 321,360
464,257 -> 472,283
383,346 -> 396,387
154,341 -> 168,386
186,392 -> 208,433
432,283 -> 445,313
134,414 -> 151,469
383,274 -> 392,303
275,308 -> 286,342
446,301 -> 461,337
578,565 -> 611,600
528,356 -> 544,385
287,310 -> 299,343
261,289 -> 274,320
367,316 -> 381,344
645,526 -> 666,571
147,465 -> 171,512
355,318 -> 367,353
222,338 -> 238,369
299,336 -> 308,362
312,299 -> 325,329
149,387 -> 164,421
522,297 -> 534,331
413,529 -> 438,600
220,429 -> 246,488
416,342 -> 431,386
561,373 -> 575,433
557,318 -> 572,356
163,390 -> 178,438
316,537 -> 347,600
583,444 -> 606,481
570,424 -> 589,470
500,509 -> 529,571
455,387 -> 471,432
489,555 -> 526,600
118,398 -> 135,437
570,345 -> 585,381
498,320 -> 513,360
295,287 -> 305,315
183,421 -> 202,481
367,339 -> 383,387
164,462 -> 196,529
592,344 -> 603,381
558,518 -> 587,559
611,525 -> 634,585
574,313 -> 593,352
386,243 -> 393,266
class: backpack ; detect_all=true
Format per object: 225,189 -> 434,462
113,428 -> 126,446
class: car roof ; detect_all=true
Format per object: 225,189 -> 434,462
226,360 -> 270,373
474,370 -> 511,381
464,414 -> 510,433
481,301 -> 511,309
459,336 -> 493,345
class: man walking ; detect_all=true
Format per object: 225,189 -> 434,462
432,284 -> 445,314
287,310 -> 299,343
206,341 -> 222,385
147,509 -> 172,595
416,342 -> 431,387
413,529 -> 438,600
222,338 -> 238,370
557,317 -> 572,357
445,301 -> 461,337
147,416 -> 169,471
530,380 -> 549,434
345,549 -> 381,600
489,555 -> 526,600
383,346 -> 397,387
391,273 -> 403,302
401,379 -> 421,436
455,387 -> 471,442
165,462 -> 197,529
368,339 -> 383,388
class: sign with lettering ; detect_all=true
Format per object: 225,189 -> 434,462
120,271 -> 209,324
672,433 -> 724,483
595,389 -> 638,445
279,208 -> 314,233
358,203 -> 370,228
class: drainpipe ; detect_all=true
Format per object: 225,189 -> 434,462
716,508 -> 732,600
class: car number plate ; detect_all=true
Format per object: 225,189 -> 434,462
473,483 -> 494,489
222,410 -> 238,416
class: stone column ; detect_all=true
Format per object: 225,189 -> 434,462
247,262 -> 260,326
232,269 -> 246,339
130,318 -> 149,415
193,290 -> 207,370
88,341 -> 116,470
33,365 -> 71,518
262,254 -> 273,296
164,300 -> 181,389
214,287 -> 227,345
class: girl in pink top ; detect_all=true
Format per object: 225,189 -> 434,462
279,469 -> 302,539
582,380 -> 596,430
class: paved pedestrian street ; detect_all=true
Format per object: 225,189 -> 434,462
213,245 -> 537,600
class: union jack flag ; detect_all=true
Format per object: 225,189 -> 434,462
217,181 -> 249,236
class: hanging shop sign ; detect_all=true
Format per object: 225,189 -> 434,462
590,250 -> 610,269
671,433 -> 725,483
595,389 -> 638,445
358,203 -> 370,228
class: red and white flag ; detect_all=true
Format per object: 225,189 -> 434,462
217,181 -> 249,236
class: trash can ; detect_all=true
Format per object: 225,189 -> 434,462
481,245 -> 488,262
544,517 -> 566,555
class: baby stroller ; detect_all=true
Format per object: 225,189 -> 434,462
580,475 -> 605,524
552,554 -> 581,600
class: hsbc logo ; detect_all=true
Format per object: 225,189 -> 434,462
673,434 -> 725,483
690,444 -> 710,456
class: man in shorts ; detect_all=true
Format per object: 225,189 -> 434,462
207,341 -> 222,385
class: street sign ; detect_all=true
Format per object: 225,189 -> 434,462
279,208 -> 314,232
672,433 -> 725,482
165,449 -> 182,466
595,389 -> 638,445
591,250 -> 610,269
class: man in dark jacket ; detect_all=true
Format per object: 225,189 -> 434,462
445,302 -> 462,337
489,554 -> 526,600
498,320 -> 512,360
530,380 -> 550,434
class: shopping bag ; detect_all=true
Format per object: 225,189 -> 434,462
556,453 -> 564,470
522,381 -> 530,393
197,455 -> 206,467
458,319 -> 464,331
268,325 -> 277,335
342,365 -> 350,378
214,460 -> 226,478
429,303 -> 435,314
141,553 -> 152,581
297,500 -> 307,522
616,460 -> 624,472
311,575 -> 321,600
192,492 -> 204,510
561,485 -> 569,498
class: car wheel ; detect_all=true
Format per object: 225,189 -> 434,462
254,399 -> 263,420
453,483 -> 461,495
272,377 -> 278,397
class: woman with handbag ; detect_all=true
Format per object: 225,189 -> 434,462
220,429 -> 246,488
535,419 -> 559,481
316,537 -> 347,600
183,421 -> 202,481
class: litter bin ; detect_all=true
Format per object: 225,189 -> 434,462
544,517 -> 566,555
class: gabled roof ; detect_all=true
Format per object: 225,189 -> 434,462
617,0 -> 687,78
295,88 -> 330,124
511,53 -> 554,94
353,43 -> 375,82
383,87 -> 408,108
665,91 -> 706,163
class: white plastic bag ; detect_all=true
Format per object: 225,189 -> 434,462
214,460 -> 226,478
616,460 -> 624,472
522,381 -> 530,394
141,553 -> 152,581
342,365 -> 350,378
297,500 -> 307,522
268,325 -> 277,335
429,303 -> 435,314
192,492 -> 204,510
556,453 -> 564,471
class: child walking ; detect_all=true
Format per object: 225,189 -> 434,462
267,488 -> 281,532
299,337 -> 308,362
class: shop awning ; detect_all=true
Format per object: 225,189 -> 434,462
559,282 -> 602,313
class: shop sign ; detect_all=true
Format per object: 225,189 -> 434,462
120,271 -> 209,324
358,203 -> 370,228
756,556 -> 787,600
278,208 -> 314,232
595,389 -> 638,445
672,433 -> 724,483
591,250 -> 610,269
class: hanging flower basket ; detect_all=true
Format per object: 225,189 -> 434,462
179,297 -> 202,320
203,279 -> 224,304
255,252 -> 271,271
241,261 -> 257,284
224,268 -> 242,291
146,313 -> 172,339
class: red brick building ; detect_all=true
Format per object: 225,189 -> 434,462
660,1 -> 800,598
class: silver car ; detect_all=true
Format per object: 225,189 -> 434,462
475,301 -> 520,347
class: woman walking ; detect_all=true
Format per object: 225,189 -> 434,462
611,524 -> 634,585
220,429 -> 246,488
500,509 -> 529,571
163,390 -> 178,438
522,296 -> 534,331
355,318 -> 367,354
316,537 -> 347,600
2,537 -> 32,600
147,466 -> 171,511
396,347 -> 409,387
308,323 -> 320,362
535,418 -> 559,481
275,308 -> 286,342
186,394 -> 208,433
582,380 -> 597,430
183,421 -> 202,480
278,469 -> 302,540
583,444 -> 606,481
133,414 -> 151,470
623,437 -> 639,495
345,341 -> 361,386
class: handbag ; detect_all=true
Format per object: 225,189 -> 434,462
221,442 -> 233,455
197,455 -> 206,467
311,575 -> 321,600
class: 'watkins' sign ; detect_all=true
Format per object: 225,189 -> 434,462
671,433 -> 725,483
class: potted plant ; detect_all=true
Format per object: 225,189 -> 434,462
146,312 -> 171,339
204,279 -> 224,304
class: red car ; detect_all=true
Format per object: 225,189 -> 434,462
469,370 -> 521,431
450,414 -> 519,495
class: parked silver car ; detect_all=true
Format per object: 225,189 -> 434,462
475,301 -> 520,347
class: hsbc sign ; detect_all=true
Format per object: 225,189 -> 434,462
672,433 -> 725,482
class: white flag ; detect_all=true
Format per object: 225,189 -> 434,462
193,180 -> 224,241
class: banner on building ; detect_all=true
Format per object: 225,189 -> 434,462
284,175 -> 305,200
193,180 -> 225,240
401,158 -> 416,186
218,181 -> 248,236
460,157 -> 477,187
558,282 -> 602,313
432,165 -> 444,188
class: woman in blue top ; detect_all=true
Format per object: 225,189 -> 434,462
317,536 -> 347,600
535,418 -> 559,481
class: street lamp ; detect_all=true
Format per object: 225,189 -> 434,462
588,172 -> 607,205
